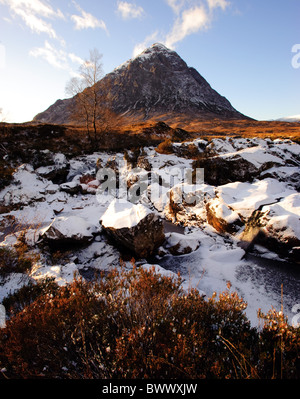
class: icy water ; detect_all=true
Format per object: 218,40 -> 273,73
240,254 -> 300,319
155,245 -> 300,326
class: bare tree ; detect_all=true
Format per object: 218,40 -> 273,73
66,48 -> 104,142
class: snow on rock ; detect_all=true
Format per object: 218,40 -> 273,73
264,193 -> 300,242
220,145 -> 284,169
0,164 -> 51,206
163,231 -> 201,255
240,193 -> 300,262
35,153 -> 69,183
101,200 -> 152,230
216,178 -> 295,219
206,196 -> 243,234
101,199 -> 165,258
0,136 -> 299,326
40,215 -> 97,244
60,181 -> 81,195
75,240 -> 121,271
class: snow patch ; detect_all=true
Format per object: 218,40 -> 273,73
101,199 -> 152,229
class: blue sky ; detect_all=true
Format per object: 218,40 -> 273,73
0,0 -> 299,123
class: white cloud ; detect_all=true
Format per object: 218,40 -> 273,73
68,52 -> 84,65
117,1 -> 144,20
132,31 -> 160,57
165,5 -> 209,49
71,2 -> 108,33
30,40 -> 68,69
30,40 -> 83,75
0,0 -> 64,39
132,0 -> 230,58
207,0 -> 229,11
165,0 -> 185,15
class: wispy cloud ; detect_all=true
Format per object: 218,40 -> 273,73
0,0 -> 64,40
117,1 -> 145,20
30,40 -> 83,75
165,5 -> 209,49
133,0 -> 230,55
207,0 -> 229,11
166,0 -> 185,15
133,31 -> 160,57
71,1 -> 108,33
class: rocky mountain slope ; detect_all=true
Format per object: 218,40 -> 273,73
34,43 -> 248,124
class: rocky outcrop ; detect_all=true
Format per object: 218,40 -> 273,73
100,200 -> 165,258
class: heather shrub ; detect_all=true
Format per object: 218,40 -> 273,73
257,308 -> 300,378
0,247 -> 32,277
2,277 -> 59,317
0,266 -> 299,379
0,159 -> 14,190
155,138 -> 173,154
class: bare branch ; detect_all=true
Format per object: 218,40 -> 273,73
65,48 -> 105,142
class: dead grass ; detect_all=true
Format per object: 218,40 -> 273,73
0,116 -> 299,167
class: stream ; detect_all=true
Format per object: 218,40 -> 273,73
158,221 -> 300,325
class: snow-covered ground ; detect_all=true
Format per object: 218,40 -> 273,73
0,137 -> 299,326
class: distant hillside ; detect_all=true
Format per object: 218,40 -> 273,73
276,115 -> 300,123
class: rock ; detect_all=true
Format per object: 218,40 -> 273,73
31,149 -> 56,169
40,215 -> 96,245
0,205 -> 12,214
136,155 -> 152,171
35,153 -> 69,184
60,181 -> 81,195
0,164 -> 48,207
206,197 -> 244,234
164,232 -> 200,255
240,193 -> 300,261
194,140 -> 288,186
196,155 -> 259,186
165,184 -> 209,224
289,247 -> 300,264
100,199 -> 165,258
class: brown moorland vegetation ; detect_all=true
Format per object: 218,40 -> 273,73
0,266 -> 299,379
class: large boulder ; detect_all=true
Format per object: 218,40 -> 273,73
206,197 -> 244,234
40,215 -> 96,246
100,200 -> 165,258
240,193 -> 300,262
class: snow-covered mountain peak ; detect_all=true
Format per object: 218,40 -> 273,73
34,43 -> 248,123
139,42 -> 174,57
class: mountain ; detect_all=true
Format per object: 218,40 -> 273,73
33,43 -> 248,124
276,115 -> 300,123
